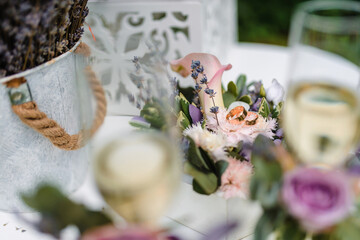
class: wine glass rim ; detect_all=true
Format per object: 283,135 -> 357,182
296,0 -> 360,17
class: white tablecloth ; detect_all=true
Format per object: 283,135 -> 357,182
0,43 -> 290,240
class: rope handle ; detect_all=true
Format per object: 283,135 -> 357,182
7,42 -> 107,151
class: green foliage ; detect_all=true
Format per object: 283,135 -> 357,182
278,217 -> 306,240
178,85 -> 196,104
258,97 -> 270,118
250,135 -> 283,208
177,93 -> 191,123
236,74 -> 247,98
253,210 -> 278,240
187,138 -> 211,171
271,101 -> 283,119
185,162 -> 218,195
226,142 -> 245,160
215,160 -> 229,185
223,74 -> 252,108
227,81 -> 238,96
140,100 -> 167,130
237,0 -> 308,45
129,119 -> 150,129
259,85 -> 266,97
22,185 -> 111,236
238,95 -> 252,105
178,111 -> 191,130
335,217 -> 360,240
184,138 -> 230,195
223,92 -> 237,108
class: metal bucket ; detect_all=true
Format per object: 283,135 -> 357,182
0,42 -> 92,212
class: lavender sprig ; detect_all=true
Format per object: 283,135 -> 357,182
191,60 -> 220,126
0,0 -> 89,77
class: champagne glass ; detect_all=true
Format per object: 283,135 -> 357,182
284,1 -> 360,168
92,41 -> 181,227
94,132 -> 181,226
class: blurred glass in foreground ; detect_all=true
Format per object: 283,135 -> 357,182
94,133 -> 181,226
93,41 -> 181,227
284,0 -> 360,168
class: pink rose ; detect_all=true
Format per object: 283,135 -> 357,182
170,53 -> 231,115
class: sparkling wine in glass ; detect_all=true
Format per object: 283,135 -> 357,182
284,1 -> 360,168
94,133 -> 181,226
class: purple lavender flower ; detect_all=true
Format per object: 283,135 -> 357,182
191,60 -> 200,70
200,75 -> 208,84
282,167 -> 353,233
204,88 -> 216,98
191,71 -> 199,79
250,98 -> 262,111
196,65 -> 204,73
210,106 -> 219,114
195,83 -> 202,92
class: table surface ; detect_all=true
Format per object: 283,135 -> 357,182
0,43 -> 290,240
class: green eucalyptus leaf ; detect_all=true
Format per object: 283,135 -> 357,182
237,95 -> 253,105
227,81 -> 237,97
252,154 -> 282,182
215,160 -> 229,185
192,179 -> 207,194
184,162 -> 218,195
258,97 -> 270,118
199,147 -> 216,172
236,74 -> 247,96
250,177 -> 260,201
258,182 -> 281,209
223,92 -> 236,108
271,101 -> 283,119
186,138 -> 210,170
253,211 -> 275,240
22,185 -> 111,235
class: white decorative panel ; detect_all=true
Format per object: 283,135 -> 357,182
84,0 -> 202,115
202,0 -> 237,62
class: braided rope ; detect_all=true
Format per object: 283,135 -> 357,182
10,42 -> 107,151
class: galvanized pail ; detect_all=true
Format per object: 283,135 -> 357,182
0,42 -> 93,211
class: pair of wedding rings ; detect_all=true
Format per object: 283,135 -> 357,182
226,106 -> 258,126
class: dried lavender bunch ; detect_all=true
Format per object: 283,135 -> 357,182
0,0 -> 89,77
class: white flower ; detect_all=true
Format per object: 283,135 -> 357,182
183,123 -> 229,160
266,79 -> 285,105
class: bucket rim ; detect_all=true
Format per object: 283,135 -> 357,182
0,41 -> 81,84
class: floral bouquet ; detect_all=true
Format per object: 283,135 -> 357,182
131,53 -> 285,199
249,135 -> 360,240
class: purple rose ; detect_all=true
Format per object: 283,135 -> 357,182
282,167 -> 353,233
